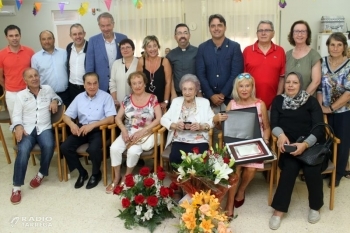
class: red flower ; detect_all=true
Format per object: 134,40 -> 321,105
157,171 -> 166,180
134,194 -> 145,205
157,166 -> 164,172
159,186 -> 170,197
139,167 -> 150,176
113,185 -> 123,195
143,177 -> 155,187
147,196 -> 158,207
122,198 -> 131,208
124,175 -> 135,187
170,182 -> 178,190
192,147 -> 200,154
168,187 -> 174,196
223,157 -> 230,164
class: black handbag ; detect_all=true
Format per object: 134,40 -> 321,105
295,122 -> 334,166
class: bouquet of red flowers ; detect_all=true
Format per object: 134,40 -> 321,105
114,166 -> 176,233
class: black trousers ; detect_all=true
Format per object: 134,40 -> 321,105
57,89 -> 70,108
327,111 -> 350,181
169,142 -> 208,166
68,82 -> 85,106
60,128 -> 102,175
271,153 -> 324,212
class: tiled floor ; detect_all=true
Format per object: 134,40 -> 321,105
0,123 -> 349,233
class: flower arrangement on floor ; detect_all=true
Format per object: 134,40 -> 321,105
114,166 -> 176,233
177,190 -> 233,233
171,145 -> 237,200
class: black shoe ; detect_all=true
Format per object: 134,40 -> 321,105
328,179 -> 340,188
137,159 -> 145,166
86,172 -> 102,189
74,171 -> 88,189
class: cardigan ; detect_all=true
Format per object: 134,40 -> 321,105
161,97 -> 214,148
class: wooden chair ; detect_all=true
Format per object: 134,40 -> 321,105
12,104 -> 65,181
218,131 -> 277,206
0,89 -> 11,164
159,127 -> 213,171
109,124 -> 161,181
61,123 -> 110,186
274,115 -> 341,210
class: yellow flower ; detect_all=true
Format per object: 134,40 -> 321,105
200,219 -> 215,232
182,212 -> 196,230
199,204 -> 211,216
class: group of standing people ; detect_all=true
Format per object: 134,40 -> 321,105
0,11 -> 349,232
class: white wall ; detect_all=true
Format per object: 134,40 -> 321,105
0,0 -> 349,52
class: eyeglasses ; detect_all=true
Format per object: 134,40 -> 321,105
293,30 -> 307,35
175,31 -> 189,36
257,29 -> 273,33
120,46 -> 132,51
237,73 -> 252,79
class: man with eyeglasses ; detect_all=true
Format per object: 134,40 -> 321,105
166,23 -> 198,98
243,20 -> 286,109
85,12 -> 127,92
196,14 -> 243,109
66,23 -> 88,105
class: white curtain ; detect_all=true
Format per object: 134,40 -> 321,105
113,0 -> 278,54
204,0 -> 279,50
113,0 -> 184,57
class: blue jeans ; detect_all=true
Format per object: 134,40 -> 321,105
13,128 -> 55,186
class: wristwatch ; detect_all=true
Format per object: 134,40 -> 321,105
204,125 -> 209,131
164,100 -> 169,104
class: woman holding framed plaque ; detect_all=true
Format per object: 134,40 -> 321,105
223,73 -> 271,218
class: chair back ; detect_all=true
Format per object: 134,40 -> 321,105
222,107 -> 261,143
51,104 -> 65,125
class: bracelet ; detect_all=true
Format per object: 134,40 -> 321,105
303,141 -> 309,148
329,105 -> 334,112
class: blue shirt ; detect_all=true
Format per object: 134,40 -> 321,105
31,48 -> 68,93
196,38 -> 244,104
65,89 -> 116,125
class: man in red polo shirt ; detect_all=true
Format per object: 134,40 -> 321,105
0,25 -> 35,118
243,20 -> 285,109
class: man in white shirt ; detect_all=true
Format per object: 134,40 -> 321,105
66,23 -> 88,105
10,68 -> 62,205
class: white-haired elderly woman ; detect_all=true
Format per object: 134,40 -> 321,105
161,74 -> 215,165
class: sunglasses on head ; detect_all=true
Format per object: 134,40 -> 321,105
237,73 -> 252,79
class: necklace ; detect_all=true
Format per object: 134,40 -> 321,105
329,56 -> 345,68
181,101 -> 196,121
147,58 -> 158,93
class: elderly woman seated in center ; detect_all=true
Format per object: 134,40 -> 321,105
161,74 -> 215,166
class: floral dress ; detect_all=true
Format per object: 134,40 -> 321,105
229,99 -> 264,169
122,94 -> 159,135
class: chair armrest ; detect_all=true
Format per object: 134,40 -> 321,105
158,126 -> 166,134
108,123 -> 117,130
218,130 -> 223,149
152,124 -> 161,133
159,126 -> 167,154
58,122 -> 66,128
99,124 -> 108,130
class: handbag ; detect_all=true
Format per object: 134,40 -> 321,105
295,122 -> 334,166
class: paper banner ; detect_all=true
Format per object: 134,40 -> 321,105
104,0 -> 112,11
16,0 -> 23,10
133,0 -> 143,9
78,2 -> 89,16
58,2 -> 65,14
0,0 -> 3,9
279,0 -> 287,8
35,2 -> 42,11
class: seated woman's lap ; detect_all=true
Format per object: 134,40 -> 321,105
169,142 -> 209,165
